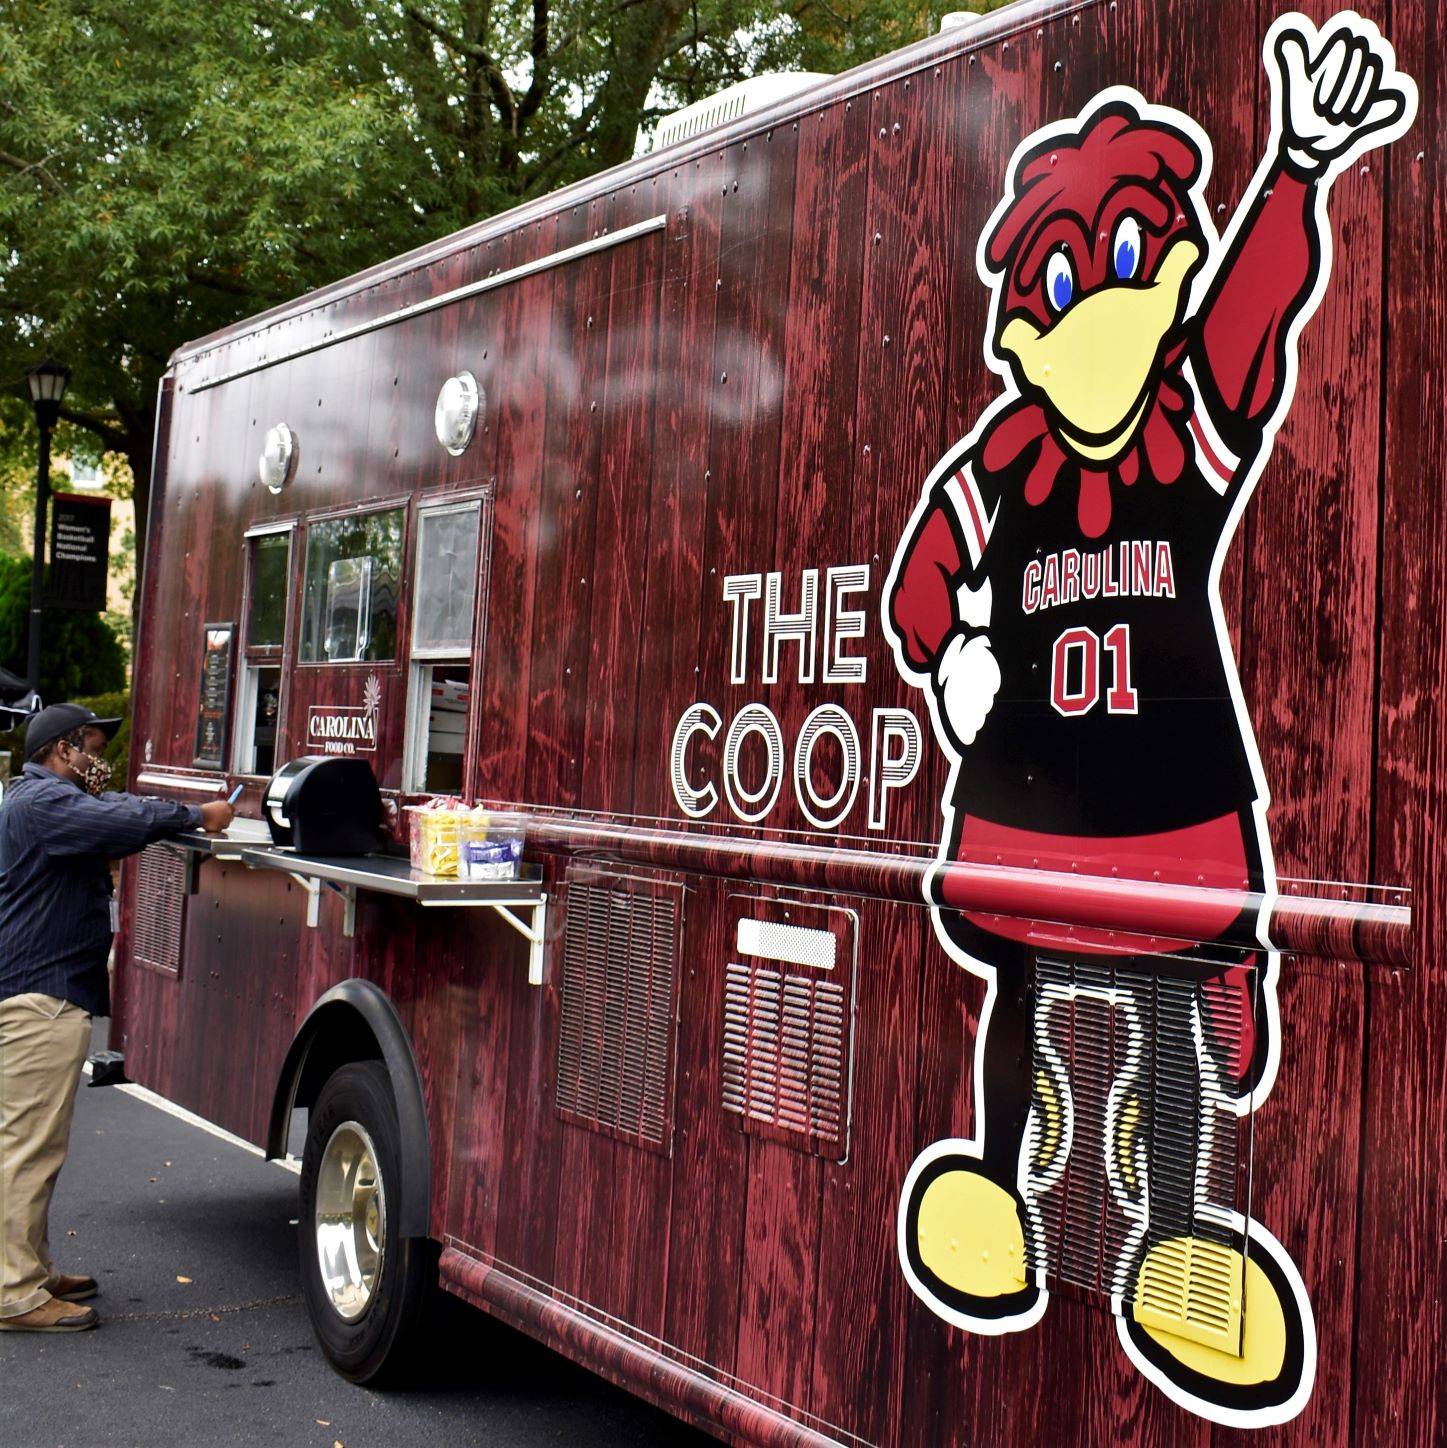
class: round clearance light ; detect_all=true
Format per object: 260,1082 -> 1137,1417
435,371 -> 481,455
258,422 -> 295,494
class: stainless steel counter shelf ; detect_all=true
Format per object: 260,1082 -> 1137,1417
172,821 -> 274,858
169,828 -> 549,984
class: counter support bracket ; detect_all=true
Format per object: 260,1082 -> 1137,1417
493,897 -> 548,986
287,872 -> 322,929
286,873 -> 358,937
418,894 -> 549,985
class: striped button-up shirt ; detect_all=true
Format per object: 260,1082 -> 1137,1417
0,764 -> 201,1016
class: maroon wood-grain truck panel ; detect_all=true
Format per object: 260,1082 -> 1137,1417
115,0 -> 1442,1442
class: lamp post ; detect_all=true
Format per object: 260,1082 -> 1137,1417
26,359 -> 70,700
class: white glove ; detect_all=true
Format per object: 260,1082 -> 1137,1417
1269,13 -> 1415,176
935,632 -> 1000,750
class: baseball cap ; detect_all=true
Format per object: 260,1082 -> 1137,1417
24,702 -> 122,759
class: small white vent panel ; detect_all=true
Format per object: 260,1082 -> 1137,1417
735,918 -> 836,970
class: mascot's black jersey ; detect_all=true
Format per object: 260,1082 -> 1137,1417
936,403 -> 1258,837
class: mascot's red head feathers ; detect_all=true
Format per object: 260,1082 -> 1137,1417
976,101 -> 1209,539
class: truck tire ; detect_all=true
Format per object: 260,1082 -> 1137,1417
298,1060 -> 432,1383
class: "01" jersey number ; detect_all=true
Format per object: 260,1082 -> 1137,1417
1050,624 -> 1139,717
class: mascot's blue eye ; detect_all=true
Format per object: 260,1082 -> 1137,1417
1046,250 -> 1074,312
1112,215 -> 1143,280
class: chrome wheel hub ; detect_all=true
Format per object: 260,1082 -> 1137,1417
314,1120 -> 384,1321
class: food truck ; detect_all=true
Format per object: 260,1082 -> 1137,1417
113,0 -> 1441,1440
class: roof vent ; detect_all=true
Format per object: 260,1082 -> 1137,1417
645,72 -> 832,154
940,10 -> 984,30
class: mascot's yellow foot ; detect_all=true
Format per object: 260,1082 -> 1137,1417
1132,1236 -> 1284,1383
1122,1228 -> 1311,1422
915,1168 -> 1028,1298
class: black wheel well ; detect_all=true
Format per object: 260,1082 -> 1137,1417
268,981 -> 432,1238
289,1008 -> 385,1116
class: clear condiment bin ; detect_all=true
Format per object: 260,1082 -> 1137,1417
405,797 -> 470,877
458,811 -> 525,881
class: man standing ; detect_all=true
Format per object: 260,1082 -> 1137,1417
0,703 -> 233,1333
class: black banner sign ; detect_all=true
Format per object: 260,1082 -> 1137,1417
194,622 -> 235,770
46,493 -> 111,612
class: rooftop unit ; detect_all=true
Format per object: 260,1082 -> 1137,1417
645,72 -> 832,154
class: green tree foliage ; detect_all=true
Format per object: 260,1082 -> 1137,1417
0,552 -> 125,701
0,688 -> 129,785
74,687 -> 132,785
0,0 -> 1006,565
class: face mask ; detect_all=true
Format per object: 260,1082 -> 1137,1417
67,747 -> 113,797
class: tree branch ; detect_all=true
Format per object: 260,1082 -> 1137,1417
185,266 -> 251,298
656,0 -> 817,66
522,93 -> 606,193
58,406 -> 127,452
0,147 -> 62,193
547,0 -> 653,61
403,3 -> 517,135
402,3 -> 485,62
658,19 -> 717,64
515,0 -> 550,127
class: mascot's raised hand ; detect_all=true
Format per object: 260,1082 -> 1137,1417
935,630 -> 1000,751
1269,11 -> 1415,175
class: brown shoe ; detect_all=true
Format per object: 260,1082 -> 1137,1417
0,1298 -> 98,1333
50,1274 -> 98,1303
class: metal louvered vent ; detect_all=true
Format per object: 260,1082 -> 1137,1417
1023,956 -> 1252,1355
555,875 -> 681,1154
132,844 -> 188,975
722,960 -> 849,1160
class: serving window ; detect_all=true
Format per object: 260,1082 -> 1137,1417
233,525 -> 293,776
403,500 -> 484,794
300,508 -> 405,664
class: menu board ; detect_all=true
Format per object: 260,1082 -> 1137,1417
193,622 -> 235,770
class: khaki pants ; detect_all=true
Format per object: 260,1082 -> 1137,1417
0,994 -> 91,1318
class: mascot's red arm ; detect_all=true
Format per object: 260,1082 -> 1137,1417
1196,16 -> 1416,441
891,497 -> 966,673
1193,167 -> 1318,440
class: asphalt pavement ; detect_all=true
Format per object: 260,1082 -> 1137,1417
0,1029 -> 708,1448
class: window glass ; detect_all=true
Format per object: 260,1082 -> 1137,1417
300,509 -> 404,663
247,532 -> 291,648
323,557 -> 372,662
412,506 -> 480,654
416,663 -> 470,792
248,666 -> 282,775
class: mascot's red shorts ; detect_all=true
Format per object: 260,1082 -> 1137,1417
942,812 -> 1260,1078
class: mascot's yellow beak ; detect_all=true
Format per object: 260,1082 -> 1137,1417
999,238 -> 1200,461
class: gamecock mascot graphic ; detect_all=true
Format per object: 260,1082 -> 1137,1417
884,10 -> 1415,1428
